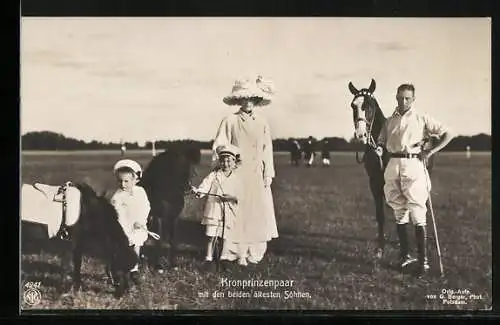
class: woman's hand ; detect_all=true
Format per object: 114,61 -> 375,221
264,177 -> 273,188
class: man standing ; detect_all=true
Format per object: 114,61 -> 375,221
376,84 -> 453,276
304,136 -> 316,167
320,138 -> 331,167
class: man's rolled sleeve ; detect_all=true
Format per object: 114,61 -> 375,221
422,113 -> 450,137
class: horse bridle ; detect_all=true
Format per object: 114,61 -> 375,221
32,181 -> 73,240
353,90 -> 383,170
352,92 -> 380,165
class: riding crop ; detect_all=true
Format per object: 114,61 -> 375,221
422,158 -> 445,277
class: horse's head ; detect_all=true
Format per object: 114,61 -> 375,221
74,183 -> 137,283
348,78 -> 378,145
177,143 -> 202,192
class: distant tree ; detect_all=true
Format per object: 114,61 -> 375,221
20,131 -> 491,152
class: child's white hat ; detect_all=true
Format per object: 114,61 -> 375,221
215,144 -> 240,159
113,159 -> 143,178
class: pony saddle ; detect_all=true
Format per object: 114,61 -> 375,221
21,181 -> 81,240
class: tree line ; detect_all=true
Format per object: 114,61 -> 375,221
21,131 -> 491,152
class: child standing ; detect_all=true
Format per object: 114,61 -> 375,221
109,159 -> 151,278
191,144 -> 243,265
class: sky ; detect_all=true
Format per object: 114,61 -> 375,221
20,18 -> 491,144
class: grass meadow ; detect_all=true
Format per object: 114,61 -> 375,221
20,150 -> 491,311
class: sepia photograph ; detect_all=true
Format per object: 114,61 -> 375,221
20,17 -> 491,311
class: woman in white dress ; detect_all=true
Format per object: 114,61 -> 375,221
211,76 -> 279,265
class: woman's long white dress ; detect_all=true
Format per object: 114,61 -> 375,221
212,110 -> 278,263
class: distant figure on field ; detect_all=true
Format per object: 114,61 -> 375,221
303,136 -> 316,167
320,139 -> 331,167
290,139 -> 302,166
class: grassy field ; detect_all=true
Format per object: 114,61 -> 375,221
20,151 -> 491,311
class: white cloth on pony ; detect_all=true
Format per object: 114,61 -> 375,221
21,183 -> 81,238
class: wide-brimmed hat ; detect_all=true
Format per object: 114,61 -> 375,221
113,159 -> 143,178
215,144 -> 241,159
223,76 -> 275,106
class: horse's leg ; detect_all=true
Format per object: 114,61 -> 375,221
59,240 -> 72,293
167,207 -> 180,268
374,188 -> 386,254
113,269 -> 129,299
368,162 -> 386,258
72,238 -> 83,292
148,213 -> 164,273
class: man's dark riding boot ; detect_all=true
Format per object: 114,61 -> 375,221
415,225 -> 430,277
397,223 -> 417,268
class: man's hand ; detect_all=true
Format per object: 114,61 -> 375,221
264,177 -> 273,188
419,149 -> 433,165
375,146 -> 384,157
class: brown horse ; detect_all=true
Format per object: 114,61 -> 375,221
348,79 -> 435,258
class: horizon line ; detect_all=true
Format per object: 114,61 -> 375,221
21,130 -> 492,144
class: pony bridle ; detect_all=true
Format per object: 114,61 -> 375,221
32,181 -> 73,239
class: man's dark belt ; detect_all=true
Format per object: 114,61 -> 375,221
389,152 -> 420,159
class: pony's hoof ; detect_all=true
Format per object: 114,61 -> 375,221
150,264 -> 166,275
130,271 -> 142,286
201,261 -> 216,272
113,286 -> 127,299
72,283 -> 82,293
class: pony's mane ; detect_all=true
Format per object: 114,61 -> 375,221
140,144 -> 200,185
73,183 -> 128,244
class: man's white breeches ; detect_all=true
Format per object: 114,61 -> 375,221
383,158 -> 431,226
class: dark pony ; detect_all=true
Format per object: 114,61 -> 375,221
138,143 -> 201,272
348,79 -> 435,258
21,182 -> 138,298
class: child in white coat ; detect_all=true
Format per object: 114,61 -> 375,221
109,159 -> 151,275
191,144 -> 243,265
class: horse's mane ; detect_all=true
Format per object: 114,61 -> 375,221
365,94 -> 387,140
73,182 -> 136,270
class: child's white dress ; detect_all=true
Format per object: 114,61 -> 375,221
110,185 -> 151,247
197,169 -> 241,238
